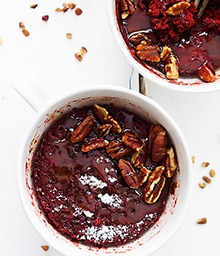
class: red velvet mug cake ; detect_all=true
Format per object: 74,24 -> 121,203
17,86 -> 192,256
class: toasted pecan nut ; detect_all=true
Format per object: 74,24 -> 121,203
160,46 -> 172,62
129,33 -> 152,46
139,166 -> 151,185
120,0 -> 135,19
118,159 -> 140,189
106,139 -> 132,160
136,41 -> 161,63
143,165 -> 165,199
70,115 -> 95,143
148,124 -> 168,162
131,143 -> 148,168
93,104 -> 121,133
122,131 -> 143,151
165,54 -> 179,80
144,175 -> 166,204
166,2 -> 191,16
197,63 -> 216,82
164,147 -> 178,178
95,123 -> 112,137
81,138 -> 109,152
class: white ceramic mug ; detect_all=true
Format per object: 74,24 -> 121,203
107,0 -> 220,93
16,80 -> 192,256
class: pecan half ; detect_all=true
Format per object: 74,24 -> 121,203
118,159 -> 140,189
129,33 -> 152,46
166,2 -> 191,16
144,175 -> 166,204
139,166 -> 151,185
95,123 -> 112,137
122,131 -> 143,151
164,147 -> 177,178
106,139 -> 132,160
70,115 -> 95,143
143,166 -> 165,204
148,124 -> 168,162
120,0 -> 135,19
136,41 -> 161,63
143,165 -> 165,199
81,138 -> 109,153
93,104 -> 122,133
131,143 -> 147,168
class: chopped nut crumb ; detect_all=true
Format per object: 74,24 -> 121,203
74,46 -> 87,61
202,175 -> 212,184
55,7 -> 63,12
41,245 -> 49,251
198,182 -> 206,189
66,32 -> 73,39
22,29 -> 30,37
196,217 -> 207,224
55,2 -> 79,14
30,3 -> 38,9
202,161 -> 210,167
209,169 -> 216,178
63,6 -> 69,12
75,52 -> 83,61
42,15 -> 49,22
19,22 -> 25,29
19,22 -> 30,37
75,7 -> 83,15
191,156 -> 195,164
67,2 -> 76,9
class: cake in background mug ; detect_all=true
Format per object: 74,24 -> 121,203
110,0 -> 220,91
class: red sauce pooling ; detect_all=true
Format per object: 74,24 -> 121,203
116,0 -> 220,79
31,105 -> 174,247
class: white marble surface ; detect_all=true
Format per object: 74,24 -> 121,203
1,0 -> 220,255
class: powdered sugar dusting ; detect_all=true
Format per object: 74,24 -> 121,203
97,193 -> 122,208
79,173 -> 107,189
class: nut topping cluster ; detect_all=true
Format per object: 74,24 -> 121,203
129,32 -> 179,80
70,104 -> 178,204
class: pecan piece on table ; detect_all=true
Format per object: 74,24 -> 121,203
143,165 -> 165,204
164,147 -> 178,178
106,139 -> 132,160
122,131 -> 143,151
148,124 -> 168,163
81,138 -> 109,153
118,159 -> 140,189
70,115 -> 95,143
120,0 -> 135,20
93,104 -> 122,133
